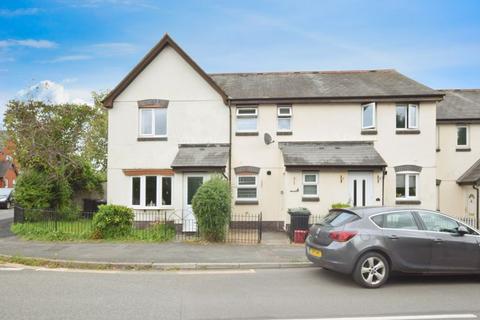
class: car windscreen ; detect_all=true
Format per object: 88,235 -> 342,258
320,210 -> 360,227
0,188 -> 12,197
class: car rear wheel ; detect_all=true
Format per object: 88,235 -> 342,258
353,252 -> 389,288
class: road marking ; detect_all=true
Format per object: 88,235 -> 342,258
0,267 -> 24,271
177,269 -> 256,275
277,314 -> 477,320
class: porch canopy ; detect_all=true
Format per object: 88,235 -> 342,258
171,144 -> 229,171
457,159 -> 480,185
278,141 -> 387,170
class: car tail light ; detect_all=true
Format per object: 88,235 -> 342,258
329,231 -> 357,242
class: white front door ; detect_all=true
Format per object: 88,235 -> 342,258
183,174 -> 206,232
348,171 -> 373,207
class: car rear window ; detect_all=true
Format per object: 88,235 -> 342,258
321,210 -> 360,227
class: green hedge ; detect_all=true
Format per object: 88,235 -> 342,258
92,205 -> 134,239
192,176 -> 231,242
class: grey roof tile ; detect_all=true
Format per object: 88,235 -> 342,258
171,144 -> 229,168
437,89 -> 480,120
209,70 -> 439,100
457,158 -> 480,185
278,141 -> 386,167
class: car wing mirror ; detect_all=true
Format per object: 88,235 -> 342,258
457,226 -> 469,236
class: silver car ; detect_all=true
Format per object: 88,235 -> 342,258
306,207 -> 480,288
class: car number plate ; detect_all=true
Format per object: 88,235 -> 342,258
308,247 -> 322,257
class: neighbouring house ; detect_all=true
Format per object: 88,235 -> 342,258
0,131 -> 18,188
436,89 -> 480,220
103,34 -> 447,231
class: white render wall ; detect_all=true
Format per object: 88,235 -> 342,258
107,45 -> 229,210
231,102 -> 437,224
437,123 -> 480,217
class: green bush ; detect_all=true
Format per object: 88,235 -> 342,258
191,176 -> 231,242
331,202 -> 351,209
14,169 -> 53,211
92,205 -> 134,239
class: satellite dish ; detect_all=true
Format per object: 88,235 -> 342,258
264,133 -> 274,145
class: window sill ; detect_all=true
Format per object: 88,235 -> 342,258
302,197 -> 319,202
456,147 -> 471,152
235,132 -> 259,136
137,137 -> 168,141
130,206 -> 173,210
361,129 -> 377,135
235,200 -> 259,205
277,131 -> 293,136
395,199 -> 421,205
396,129 -> 420,135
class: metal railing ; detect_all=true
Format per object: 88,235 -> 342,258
13,206 -> 262,244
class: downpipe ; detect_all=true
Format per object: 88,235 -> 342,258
474,184 -> 479,230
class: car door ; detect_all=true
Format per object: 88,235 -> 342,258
416,211 -> 480,272
371,211 -> 431,272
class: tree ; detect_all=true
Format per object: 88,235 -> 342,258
4,93 -> 108,212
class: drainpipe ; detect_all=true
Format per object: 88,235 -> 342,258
228,100 -> 232,182
473,183 -> 479,229
381,168 -> 386,206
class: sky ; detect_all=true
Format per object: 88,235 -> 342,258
0,0 -> 479,119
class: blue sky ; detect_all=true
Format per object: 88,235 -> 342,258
1,0 -> 479,113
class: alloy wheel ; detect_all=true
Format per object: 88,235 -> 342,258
360,257 -> 386,286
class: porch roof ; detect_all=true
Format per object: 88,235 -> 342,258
278,141 -> 387,169
171,144 -> 229,170
457,158 -> 480,185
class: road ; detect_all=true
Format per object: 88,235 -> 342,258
1,266 -> 479,320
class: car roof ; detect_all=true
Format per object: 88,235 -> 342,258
334,206 -> 426,217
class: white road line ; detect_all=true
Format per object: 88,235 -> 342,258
0,267 -> 24,271
177,269 -> 256,275
277,314 -> 477,320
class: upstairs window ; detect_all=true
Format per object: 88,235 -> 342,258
140,108 -> 167,137
456,125 -> 469,148
396,173 -> 418,199
396,104 -> 418,129
237,175 -> 257,201
277,105 -> 292,132
361,102 -> 376,129
236,107 -> 258,132
302,172 -> 318,197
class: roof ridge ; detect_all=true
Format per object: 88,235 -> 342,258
438,88 -> 480,92
209,69 -> 396,76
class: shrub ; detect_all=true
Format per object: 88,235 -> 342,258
14,169 -> 53,210
191,176 -> 231,242
331,202 -> 351,209
92,205 -> 134,239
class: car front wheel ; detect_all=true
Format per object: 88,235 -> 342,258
353,252 -> 389,288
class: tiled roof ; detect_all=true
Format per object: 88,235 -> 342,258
210,70 -> 440,100
171,144 -> 229,169
278,141 -> 386,168
437,89 -> 480,121
457,158 -> 480,185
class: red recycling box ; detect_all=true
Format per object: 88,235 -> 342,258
294,229 -> 308,244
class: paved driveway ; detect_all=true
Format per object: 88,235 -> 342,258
0,208 -> 13,221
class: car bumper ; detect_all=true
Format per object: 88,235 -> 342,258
305,235 -> 356,274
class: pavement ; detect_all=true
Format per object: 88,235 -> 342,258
1,266 -> 479,320
0,210 -> 310,269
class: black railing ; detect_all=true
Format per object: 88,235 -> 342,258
13,206 -> 262,244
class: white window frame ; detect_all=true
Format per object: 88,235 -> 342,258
130,175 -> 173,209
361,102 -> 376,130
236,107 -> 258,133
396,104 -> 418,129
456,125 -> 469,148
396,172 -> 419,200
302,172 -> 319,197
139,108 -> 167,138
277,105 -> 292,132
236,175 -> 258,201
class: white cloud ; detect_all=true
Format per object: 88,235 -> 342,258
0,39 -> 57,49
0,8 -> 41,17
41,54 -> 92,63
16,80 -> 93,105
